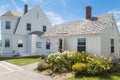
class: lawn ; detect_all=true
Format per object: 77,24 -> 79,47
0,56 -> 41,66
67,73 -> 120,80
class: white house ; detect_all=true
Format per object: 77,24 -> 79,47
0,5 -> 52,57
0,5 -> 120,58
41,6 -> 120,58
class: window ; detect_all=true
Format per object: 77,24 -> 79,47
36,42 -> 41,48
6,21 -> 10,29
43,26 -> 46,32
111,38 -> 114,53
27,23 -> 31,31
77,38 -> 86,52
5,39 -> 10,47
18,40 -> 23,47
46,39 -> 51,49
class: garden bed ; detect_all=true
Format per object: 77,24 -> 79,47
37,51 -> 120,80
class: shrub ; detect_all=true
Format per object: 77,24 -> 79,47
45,51 -> 87,73
72,62 -> 87,74
37,60 -> 49,71
86,60 -> 105,75
108,58 -> 120,72
44,51 -> 120,76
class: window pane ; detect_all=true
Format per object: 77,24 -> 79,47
111,39 -> 114,45
27,23 -> 31,31
36,42 -> 41,48
6,21 -> 10,29
111,46 -> 114,53
18,40 -> 23,47
43,26 -> 46,32
77,38 -> 86,52
46,39 -> 50,49
77,46 -> 86,52
5,39 -> 10,47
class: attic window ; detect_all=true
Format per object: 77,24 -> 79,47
6,21 -> 10,29
27,23 -> 31,31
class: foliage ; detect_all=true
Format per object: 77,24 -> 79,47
72,62 -> 87,74
45,51 -> 86,73
37,60 -> 50,71
44,51 -> 120,76
67,73 -> 120,80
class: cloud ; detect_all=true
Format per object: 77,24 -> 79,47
108,10 -> 120,30
10,0 -> 21,12
46,11 -> 64,25
0,5 -> 8,16
108,10 -> 120,20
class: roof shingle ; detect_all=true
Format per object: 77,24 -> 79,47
42,13 -> 113,37
2,11 -> 23,17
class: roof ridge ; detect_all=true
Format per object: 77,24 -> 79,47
54,13 -> 113,27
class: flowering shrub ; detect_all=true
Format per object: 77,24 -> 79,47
72,63 -> 87,74
45,51 -> 86,73
43,51 -> 120,75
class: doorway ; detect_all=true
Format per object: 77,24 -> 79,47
58,38 -> 62,52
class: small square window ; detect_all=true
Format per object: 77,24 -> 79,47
18,40 -> 23,47
36,42 -> 41,48
27,23 -> 31,31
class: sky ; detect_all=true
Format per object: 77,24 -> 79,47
0,0 -> 120,35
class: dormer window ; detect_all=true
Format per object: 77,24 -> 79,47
27,23 -> 31,31
43,26 -> 46,32
6,21 -> 10,29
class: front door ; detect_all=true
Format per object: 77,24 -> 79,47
58,38 -> 62,52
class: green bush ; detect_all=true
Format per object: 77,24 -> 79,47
45,51 -> 87,73
37,60 -> 50,71
44,51 -> 120,76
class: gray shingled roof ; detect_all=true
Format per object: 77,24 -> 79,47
29,31 -> 44,37
42,13 -> 113,37
2,11 -> 23,17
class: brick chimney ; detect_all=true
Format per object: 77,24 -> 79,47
86,6 -> 92,19
24,4 -> 28,14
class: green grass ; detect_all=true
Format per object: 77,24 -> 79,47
0,56 -> 41,66
67,73 -> 120,80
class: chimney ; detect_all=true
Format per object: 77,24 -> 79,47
86,6 -> 92,19
24,4 -> 28,14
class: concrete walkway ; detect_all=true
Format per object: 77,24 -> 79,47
0,61 -> 54,80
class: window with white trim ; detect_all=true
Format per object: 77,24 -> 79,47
5,21 -> 10,29
77,38 -> 86,52
18,40 -> 23,47
27,23 -> 31,31
5,39 -> 10,47
111,38 -> 114,53
43,26 -> 46,32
